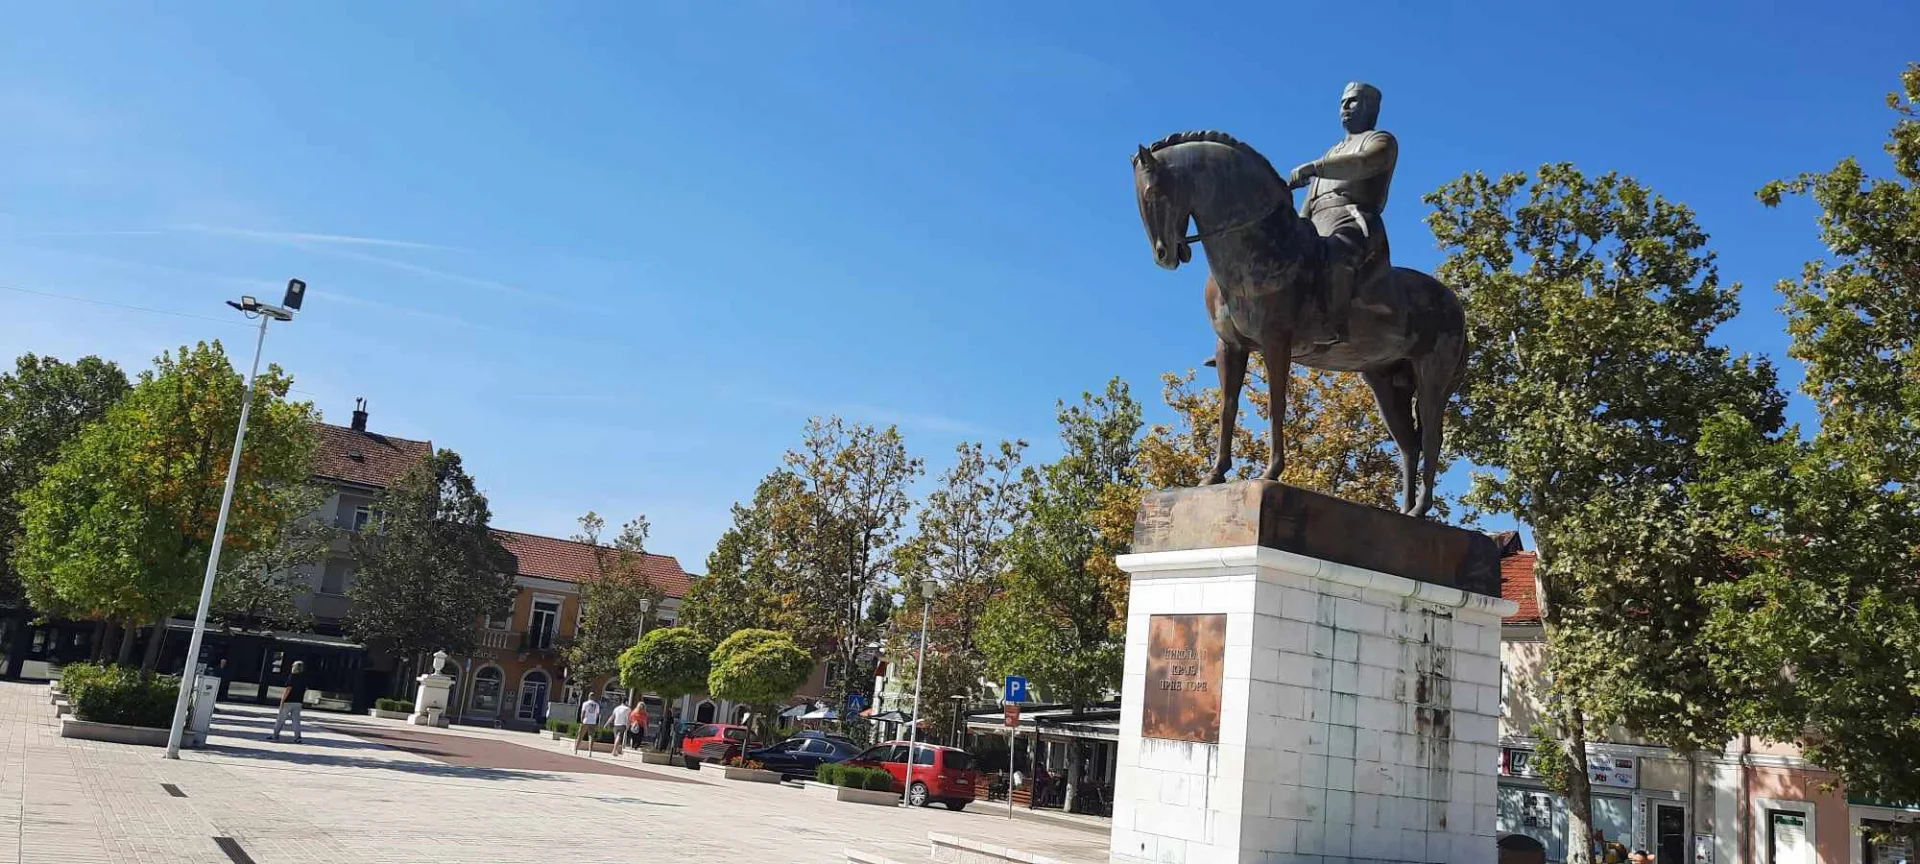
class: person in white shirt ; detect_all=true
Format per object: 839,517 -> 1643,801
575,695 -> 602,757
609,701 -> 632,756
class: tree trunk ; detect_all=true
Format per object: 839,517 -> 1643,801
140,619 -> 166,672
1062,716 -> 1082,813
116,623 -> 137,664
1563,708 -> 1595,864
90,621 -> 108,662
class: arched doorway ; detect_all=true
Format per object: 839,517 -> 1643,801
517,669 -> 550,722
694,700 -> 716,724
470,666 -> 504,718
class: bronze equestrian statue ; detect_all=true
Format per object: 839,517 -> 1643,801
1131,82 -> 1463,518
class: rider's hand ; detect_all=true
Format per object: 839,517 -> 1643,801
1288,161 -> 1318,189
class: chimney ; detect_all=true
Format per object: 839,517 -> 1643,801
350,397 -> 368,433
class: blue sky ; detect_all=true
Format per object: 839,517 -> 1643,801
2,2 -> 1914,567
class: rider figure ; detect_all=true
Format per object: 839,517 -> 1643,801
1288,82 -> 1397,347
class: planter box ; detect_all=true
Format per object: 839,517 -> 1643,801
722,767 -> 784,784
803,780 -> 841,796
570,740 -> 618,754
640,751 -> 676,766
367,709 -> 410,721
549,729 -> 567,741
60,717 -> 170,747
837,786 -> 902,807
55,701 -> 71,716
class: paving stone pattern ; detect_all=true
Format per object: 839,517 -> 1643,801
0,681 -> 1104,863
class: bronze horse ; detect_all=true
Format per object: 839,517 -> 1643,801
1132,131 -> 1463,517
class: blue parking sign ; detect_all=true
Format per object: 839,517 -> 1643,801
1004,675 -> 1029,703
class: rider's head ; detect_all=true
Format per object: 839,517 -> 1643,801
1340,82 -> 1382,134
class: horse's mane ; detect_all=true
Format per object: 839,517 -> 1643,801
1146,130 -> 1285,188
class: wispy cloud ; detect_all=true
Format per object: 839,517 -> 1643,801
312,289 -> 487,330
319,247 -> 576,308
759,396 -> 990,437
174,224 -> 459,251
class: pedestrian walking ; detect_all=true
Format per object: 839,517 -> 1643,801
269,661 -> 308,743
628,702 -> 648,752
610,700 -> 631,756
575,694 -> 602,757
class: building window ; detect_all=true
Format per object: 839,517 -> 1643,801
320,560 -> 352,596
484,608 -> 511,631
471,667 -> 503,715
351,506 -> 386,533
529,599 -> 561,650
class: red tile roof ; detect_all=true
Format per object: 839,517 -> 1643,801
492,529 -> 693,598
1501,551 -> 1541,624
311,422 -> 432,489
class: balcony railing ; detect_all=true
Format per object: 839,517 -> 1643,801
476,628 -> 522,652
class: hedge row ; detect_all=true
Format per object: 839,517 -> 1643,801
374,698 -> 414,713
61,663 -> 180,729
815,763 -> 893,791
545,719 -> 619,743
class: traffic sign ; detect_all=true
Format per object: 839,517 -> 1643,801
846,693 -> 868,712
1004,703 -> 1021,727
1004,675 -> 1029,703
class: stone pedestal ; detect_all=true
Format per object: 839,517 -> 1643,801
1108,482 -> 1518,864
408,650 -> 454,728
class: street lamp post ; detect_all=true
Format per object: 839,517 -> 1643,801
164,282 -> 305,760
902,578 -> 936,807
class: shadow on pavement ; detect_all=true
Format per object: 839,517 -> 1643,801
203,740 -> 562,783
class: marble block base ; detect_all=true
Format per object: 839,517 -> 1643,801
1109,483 -> 1518,864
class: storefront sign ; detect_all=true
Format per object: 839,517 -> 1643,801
1503,747 -> 1538,777
1590,751 -> 1638,788
1142,614 -> 1225,744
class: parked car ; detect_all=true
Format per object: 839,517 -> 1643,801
747,731 -> 859,780
842,741 -> 980,810
679,723 -> 749,767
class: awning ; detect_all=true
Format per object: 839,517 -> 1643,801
964,703 -> 1121,742
779,704 -> 812,720
799,707 -> 839,720
869,709 -> 912,724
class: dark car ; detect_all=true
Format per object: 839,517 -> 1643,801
747,731 -> 859,780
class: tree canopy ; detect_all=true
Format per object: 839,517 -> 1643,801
15,341 -> 315,667
1426,164 -> 1784,860
1693,64 -> 1920,803
565,510 -> 662,684
707,628 -> 813,717
0,353 -> 129,605
347,449 -> 515,666
620,626 -> 713,704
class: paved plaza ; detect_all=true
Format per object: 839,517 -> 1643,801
0,681 -> 1105,863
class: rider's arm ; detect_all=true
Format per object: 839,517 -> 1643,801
1312,131 -> 1397,180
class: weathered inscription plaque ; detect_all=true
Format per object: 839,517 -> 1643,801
1142,613 -> 1226,744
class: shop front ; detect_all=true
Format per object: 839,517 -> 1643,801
1498,745 -> 1694,864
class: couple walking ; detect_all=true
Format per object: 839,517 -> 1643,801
572,694 -> 648,757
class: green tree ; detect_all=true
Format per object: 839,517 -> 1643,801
347,449 -> 515,684
15,342 -> 316,670
1693,65 -> 1920,805
619,626 -> 713,748
707,628 -> 813,742
979,377 -> 1141,812
1425,165 -> 1784,860
890,439 -> 1027,726
565,510 -> 663,685
779,418 -> 923,724
211,482 -> 339,630
0,353 -> 129,608
681,471 -> 811,644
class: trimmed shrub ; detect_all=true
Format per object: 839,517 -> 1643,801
827,765 -> 894,792
56,662 -> 112,700
69,666 -> 179,729
374,698 -> 414,713
545,718 -> 571,734
858,767 -> 896,792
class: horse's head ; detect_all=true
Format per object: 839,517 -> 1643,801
1134,144 -> 1192,270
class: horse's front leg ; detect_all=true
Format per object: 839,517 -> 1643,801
1258,332 -> 1294,482
1208,339 -> 1250,485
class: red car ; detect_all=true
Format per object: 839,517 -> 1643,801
843,741 -> 980,810
680,723 -> 749,765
